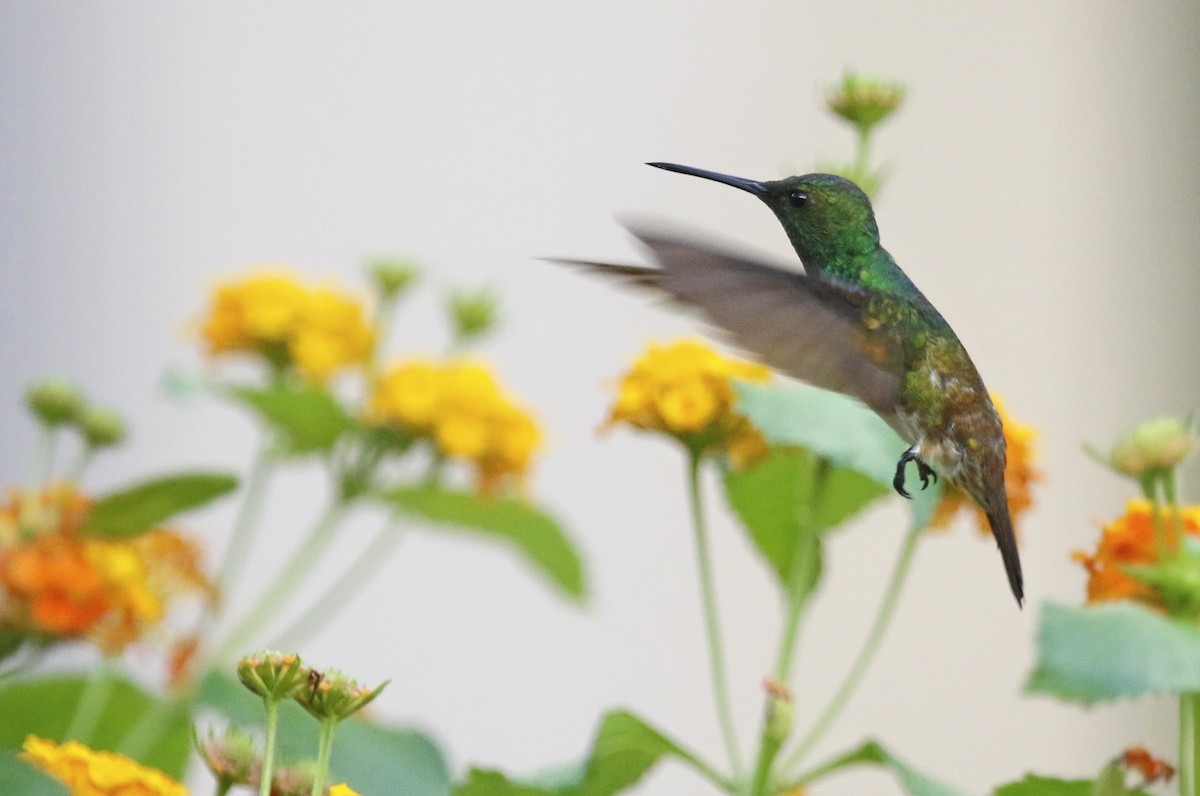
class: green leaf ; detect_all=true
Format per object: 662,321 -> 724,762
81,471 -> 239,538
992,773 -> 1151,796
197,673 -> 451,796
799,740 -> 969,796
1026,601 -> 1200,704
0,676 -> 192,777
993,775 -> 1092,796
455,710 -> 717,796
228,383 -> 356,454
378,485 -> 585,600
0,749 -> 66,796
724,447 -> 886,590
734,382 -> 941,527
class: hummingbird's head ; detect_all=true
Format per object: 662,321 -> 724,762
648,164 -> 880,270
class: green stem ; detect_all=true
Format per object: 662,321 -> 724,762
310,719 -> 337,796
207,502 -> 346,667
63,445 -> 94,487
214,445 -> 276,606
20,425 -> 58,537
853,126 -> 871,181
31,423 -> 58,489
685,452 -> 744,783
260,699 -> 281,796
781,520 -> 924,774
772,458 -> 831,681
65,658 -> 115,744
747,460 -> 830,796
269,522 -> 405,651
1164,469 -> 1186,548
1182,693 -> 1200,796
1142,474 -> 1171,560
214,781 -> 233,796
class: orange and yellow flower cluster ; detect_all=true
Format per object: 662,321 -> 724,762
0,486 -> 210,653
368,359 -> 541,494
606,339 -> 771,464
930,396 -> 1042,539
199,271 -> 375,383
1073,499 -> 1200,605
22,735 -> 187,796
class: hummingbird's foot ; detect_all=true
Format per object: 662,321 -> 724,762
893,448 -> 938,499
917,459 -> 938,491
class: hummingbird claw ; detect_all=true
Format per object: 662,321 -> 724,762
917,460 -> 938,491
893,449 -> 916,500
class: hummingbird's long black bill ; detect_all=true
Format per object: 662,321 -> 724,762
647,162 -> 768,197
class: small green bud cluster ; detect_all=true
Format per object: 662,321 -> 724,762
294,668 -> 389,723
448,288 -> 500,345
234,651 -> 387,795
25,378 -> 127,450
194,725 -> 259,791
368,257 -> 420,301
818,71 -> 907,199
237,650 -> 309,702
826,72 -> 906,136
1107,417 -> 1195,478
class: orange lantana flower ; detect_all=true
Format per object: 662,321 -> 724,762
930,395 -> 1042,538
1121,745 -> 1175,784
1073,499 -> 1200,605
0,486 -> 211,653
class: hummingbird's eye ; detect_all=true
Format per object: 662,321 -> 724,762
788,191 -> 809,208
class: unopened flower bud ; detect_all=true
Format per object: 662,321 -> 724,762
259,760 -> 319,796
78,406 -> 127,448
1109,417 -> 1195,477
448,289 -> 499,343
195,726 -> 258,788
826,72 -> 905,135
294,668 -> 389,723
26,379 -> 83,426
368,258 -> 419,300
237,651 -> 309,702
762,677 -> 793,745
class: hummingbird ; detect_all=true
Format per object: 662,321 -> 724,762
554,162 -> 1023,604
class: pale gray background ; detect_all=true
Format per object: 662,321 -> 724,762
3,3 -> 1199,794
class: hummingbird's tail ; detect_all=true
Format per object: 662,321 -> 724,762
985,504 -> 1024,606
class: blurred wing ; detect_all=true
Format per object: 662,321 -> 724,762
551,227 -> 904,412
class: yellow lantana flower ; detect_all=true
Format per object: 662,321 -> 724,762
22,736 -> 187,796
606,339 -> 771,462
368,359 -> 542,495
198,271 -> 374,383
929,396 -> 1042,539
330,786 -> 362,796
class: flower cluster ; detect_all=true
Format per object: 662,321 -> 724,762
606,339 -> 771,464
199,271 -> 375,383
222,652 -> 383,795
368,359 -> 541,494
1120,745 -> 1175,785
0,485 -> 210,653
930,396 -> 1042,539
825,72 -> 906,135
1073,499 -> 1200,605
22,735 -> 186,796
